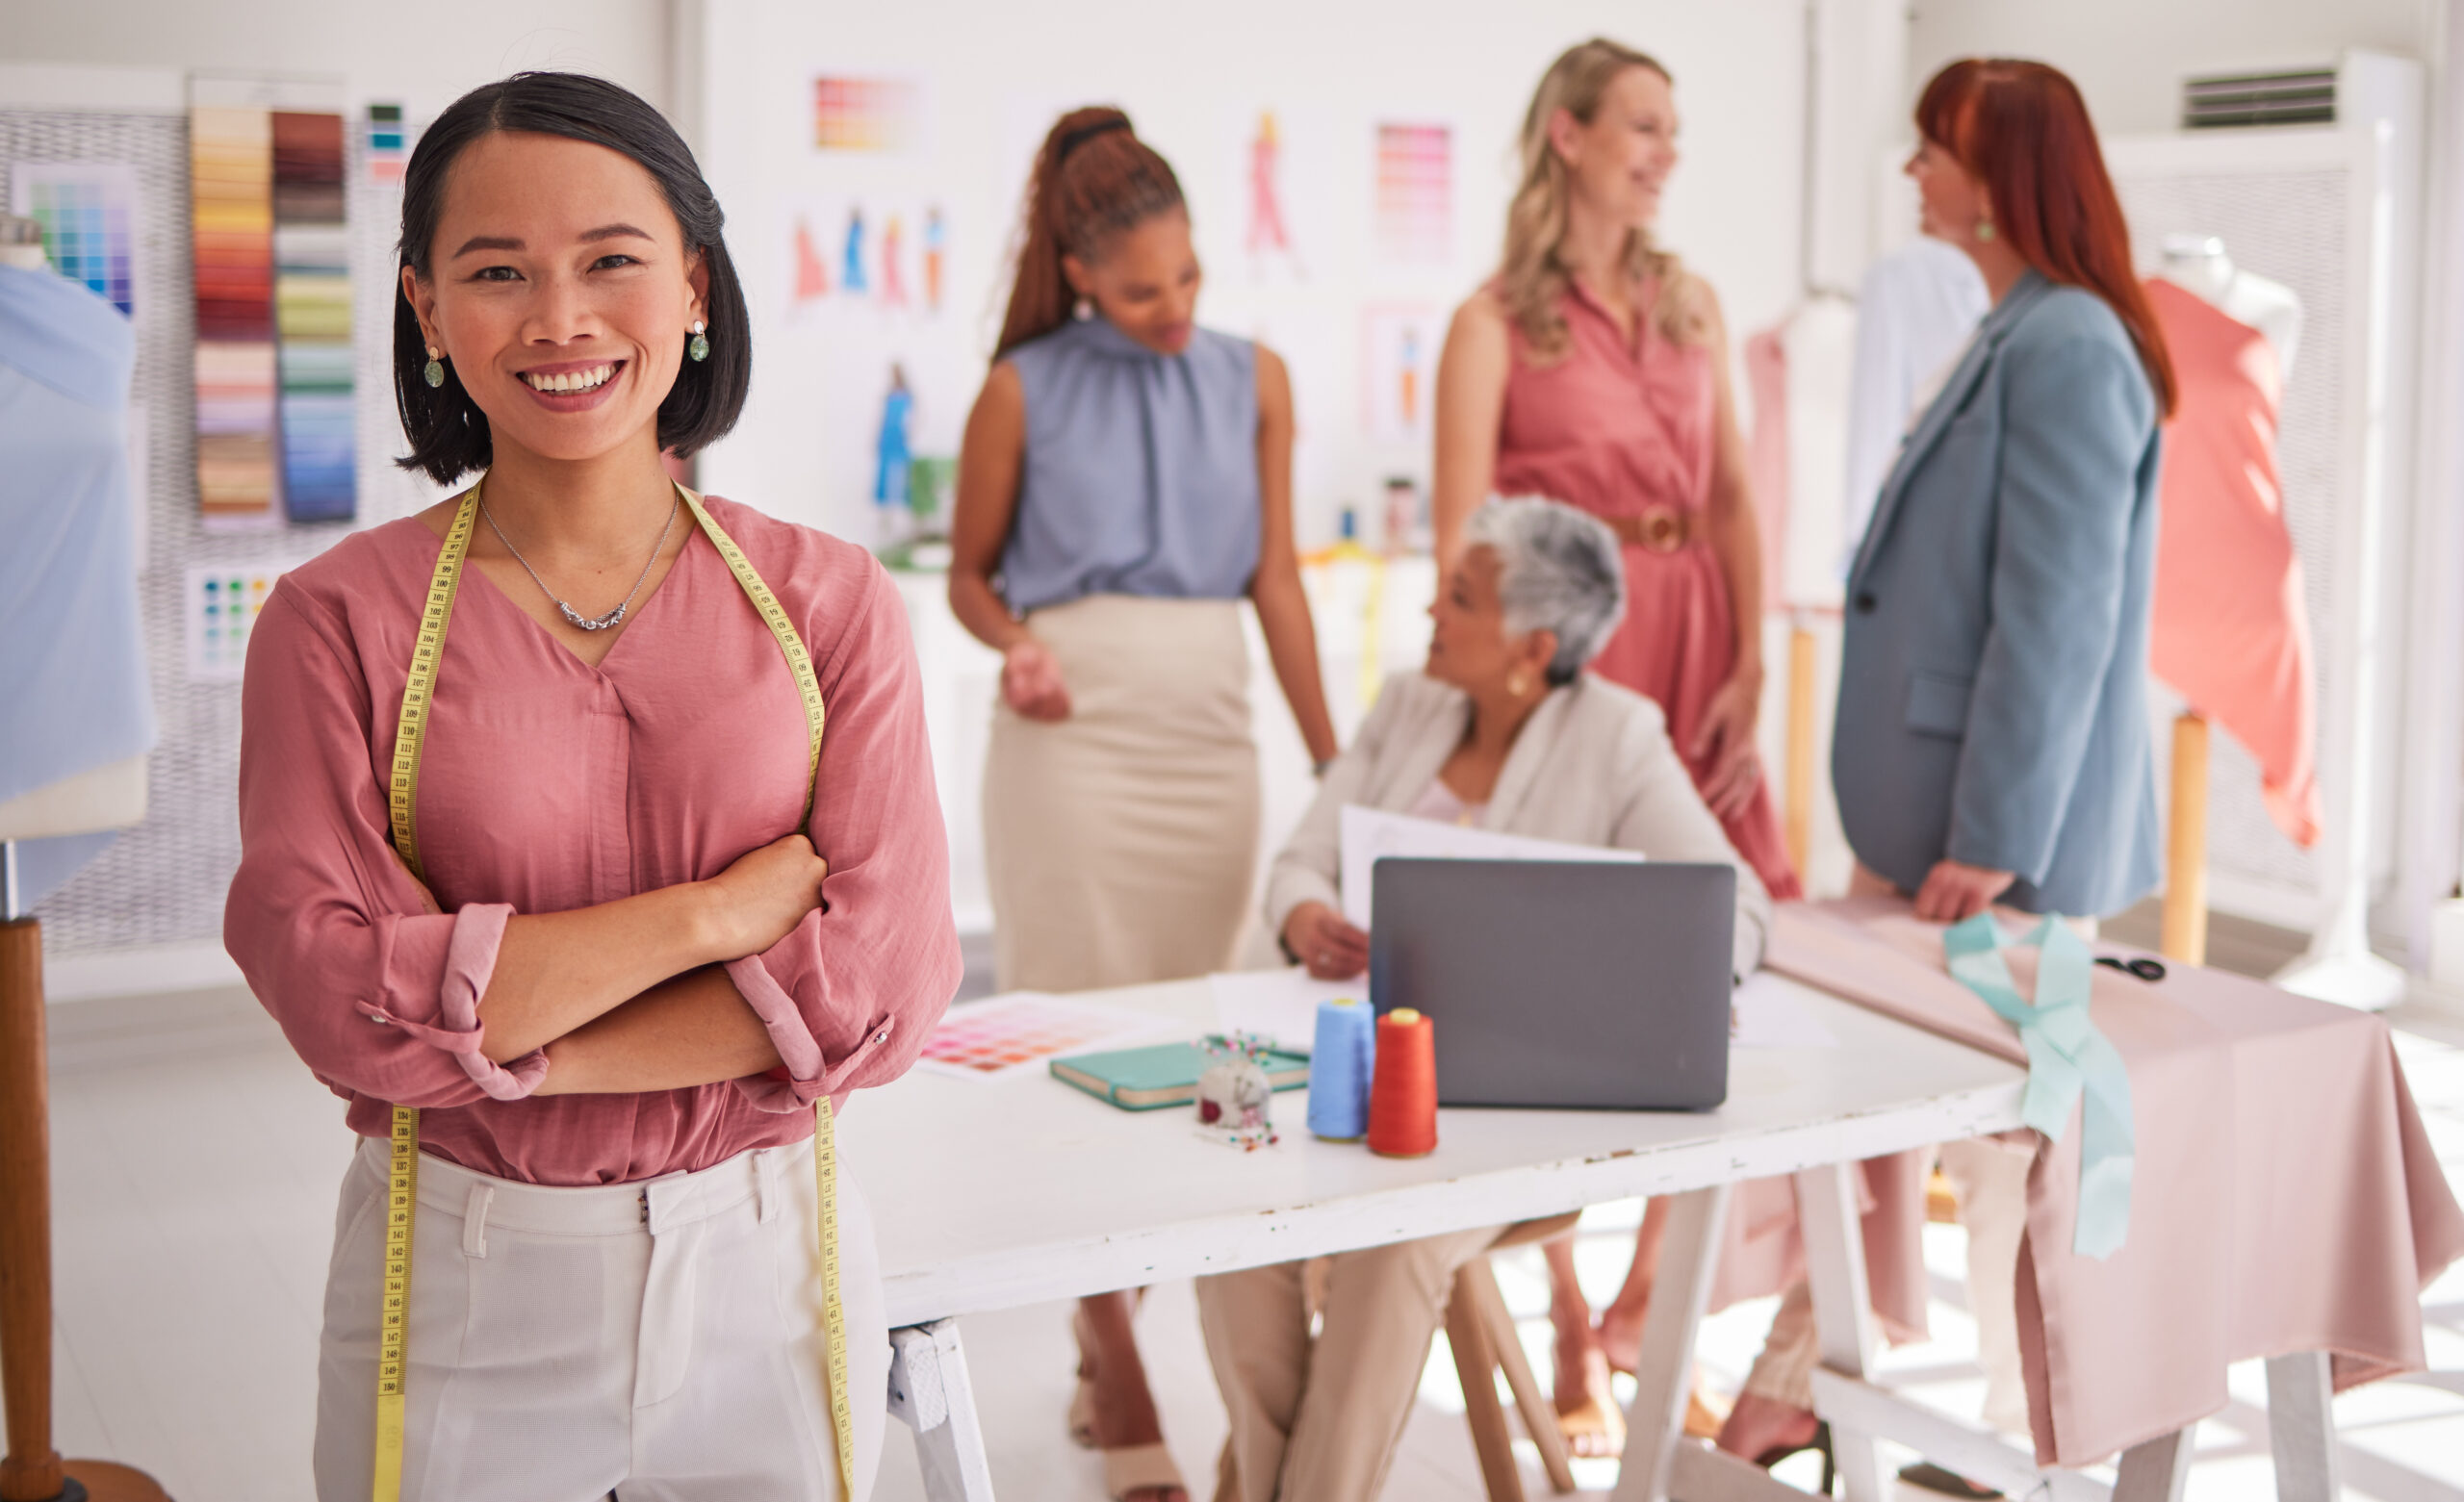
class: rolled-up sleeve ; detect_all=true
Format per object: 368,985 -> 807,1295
727,559 -> 963,1113
224,587 -> 546,1108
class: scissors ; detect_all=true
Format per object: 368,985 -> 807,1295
2092,954 -> 2167,982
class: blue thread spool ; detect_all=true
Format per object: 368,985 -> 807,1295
1306,998 -> 1375,1141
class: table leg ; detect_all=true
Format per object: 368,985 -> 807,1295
1797,1162 -> 1888,1502
1609,1184 -> 1732,1502
886,1319 -> 996,1502
2113,1427 -> 2195,1502
2265,1351 -> 2341,1502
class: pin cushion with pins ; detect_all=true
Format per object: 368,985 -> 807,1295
1194,1031 -> 1281,1150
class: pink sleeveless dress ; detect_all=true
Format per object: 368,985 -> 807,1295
1494,280 -> 1801,899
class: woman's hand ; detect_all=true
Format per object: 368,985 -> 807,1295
700,833 -> 831,959
1001,638 -> 1071,721
1283,902 -> 1370,980
1688,669 -> 1764,820
1912,859 -> 2015,924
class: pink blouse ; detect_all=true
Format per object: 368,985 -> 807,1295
225,496 -> 962,1185
1492,278 -> 1714,522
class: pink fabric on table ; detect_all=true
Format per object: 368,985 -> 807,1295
2143,279 -> 2320,847
225,496 -> 962,1186
1493,279 -> 1801,900
1767,898 -> 2464,1466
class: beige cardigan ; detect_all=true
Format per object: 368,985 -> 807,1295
1265,672 -> 1770,979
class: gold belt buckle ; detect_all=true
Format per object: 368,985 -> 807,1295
1638,507 -> 1685,553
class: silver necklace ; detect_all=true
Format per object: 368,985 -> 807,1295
479,482 -> 680,632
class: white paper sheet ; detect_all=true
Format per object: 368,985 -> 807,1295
1336,803 -> 1643,929
1731,971 -> 1842,1050
1207,968 -> 1368,1055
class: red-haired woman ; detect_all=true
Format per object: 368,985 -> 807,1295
1720,60 -> 2172,1480
949,108 -> 1339,1502
1432,38 -> 1797,1457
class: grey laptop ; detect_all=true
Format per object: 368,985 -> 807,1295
1368,858 -> 1733,1110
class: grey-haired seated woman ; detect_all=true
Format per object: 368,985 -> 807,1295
1198,496 -> 1769,1502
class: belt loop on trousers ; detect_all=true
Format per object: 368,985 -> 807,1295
462,1184 -> 494,1259
757,1149 -> 781,1224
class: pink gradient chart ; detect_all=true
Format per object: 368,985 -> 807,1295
813,77 -> 920,153
914,994 -> 1168,1081
1373,122 -> 1451,266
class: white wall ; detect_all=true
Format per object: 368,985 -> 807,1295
4,0 -> 675,120
688,0 -> 1810,546
1907,0 -> 2439,134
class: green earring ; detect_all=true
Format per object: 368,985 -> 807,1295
424,345 -> 446,388
687,319 -> 709,363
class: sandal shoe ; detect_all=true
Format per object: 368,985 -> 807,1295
1899,1461 -> 2002,1498
1683,1369 -> 1732,1441
1755,1420 -> 1836,1495
1553,1347 -> 1627,1460
1100,1440 -> 1187,1502
1068,1374 -> 1099,1450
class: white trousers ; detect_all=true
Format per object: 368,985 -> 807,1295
313,1134 -> 887,1502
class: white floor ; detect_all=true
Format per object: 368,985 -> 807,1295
14,984 -> 2464,1502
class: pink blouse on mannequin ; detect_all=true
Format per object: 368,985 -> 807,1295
1495,281 -> 1801,899
224,496 -> 962,1185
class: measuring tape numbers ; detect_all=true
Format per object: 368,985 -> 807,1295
375,479 -> 851,1500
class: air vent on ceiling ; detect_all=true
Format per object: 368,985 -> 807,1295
2182,68 -> 2337,129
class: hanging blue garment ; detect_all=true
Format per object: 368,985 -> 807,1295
0,263 -> 155,904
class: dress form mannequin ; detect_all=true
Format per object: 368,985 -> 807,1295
2158,234 -> 2302,375
2147,236 -> 2307,966
0,213 -> 168,1502
2147,235 -> 2392,1005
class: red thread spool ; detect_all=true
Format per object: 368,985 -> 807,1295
1367,1008 -> 1438,1158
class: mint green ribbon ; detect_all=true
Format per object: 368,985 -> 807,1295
1942,913 -> 2134,1259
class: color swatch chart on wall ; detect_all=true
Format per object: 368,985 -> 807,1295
1373,122 -> 1451,266
182,562 -> 286,681
813,76 -> 919,152
272,110 -> 353,521
191,101 -> 276,523
8,162 -> 138,318
190,78 -> 354,526
913,993 -> 1170,1081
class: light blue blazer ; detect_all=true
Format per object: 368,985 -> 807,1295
1834,270 -> 2163,918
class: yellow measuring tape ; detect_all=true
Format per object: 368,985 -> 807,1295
376,477 -> 852,1501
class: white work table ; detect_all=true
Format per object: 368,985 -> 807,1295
843,979 -> 2023,1331
845,974 -> 2037,1501
846,976 -> 2344,1502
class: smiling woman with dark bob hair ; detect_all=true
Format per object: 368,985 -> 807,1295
225,71 -> 959,1502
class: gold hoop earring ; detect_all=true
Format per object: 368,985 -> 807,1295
424,345 -> 446,389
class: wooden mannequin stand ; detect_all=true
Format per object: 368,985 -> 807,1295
0,848 -> 170,1502
2160,712 -> 2211,966
1784,614 -> 1818,876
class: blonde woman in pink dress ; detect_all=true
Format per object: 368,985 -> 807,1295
1432,38 -> 1800,1457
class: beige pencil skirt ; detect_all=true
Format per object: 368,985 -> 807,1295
984,593 -> 1261,994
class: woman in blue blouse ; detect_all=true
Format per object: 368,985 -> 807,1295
949,106 -> 1338,1502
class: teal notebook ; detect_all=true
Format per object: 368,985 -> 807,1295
1050,1039 -> 1311,1111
